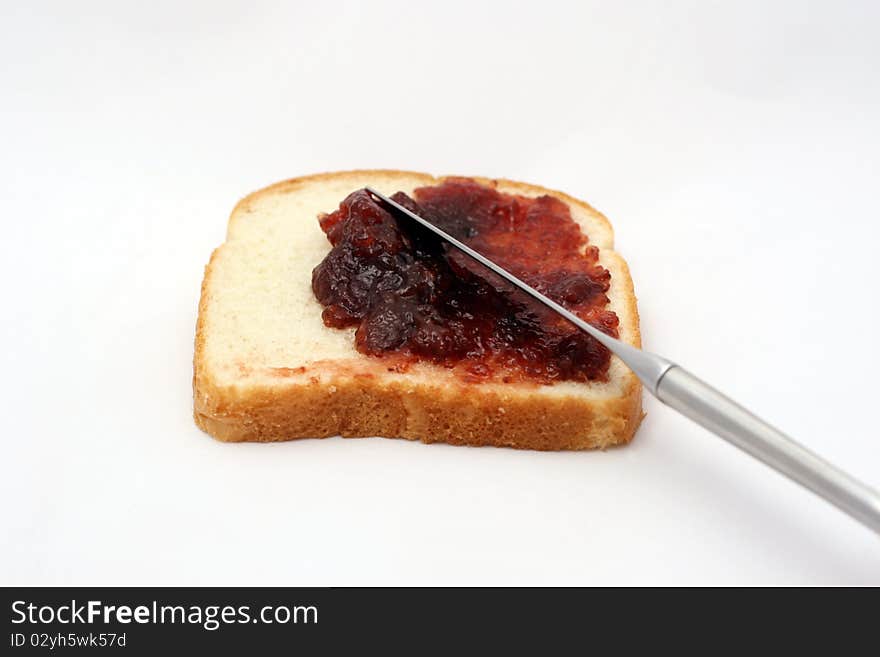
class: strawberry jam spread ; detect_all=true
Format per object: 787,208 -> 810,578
311,178 -> 619,383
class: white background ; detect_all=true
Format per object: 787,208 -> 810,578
2,1 -> 879,585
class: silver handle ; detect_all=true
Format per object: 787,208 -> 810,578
656,366 -> 880,534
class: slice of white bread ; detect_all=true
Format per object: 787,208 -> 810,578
193,170 -> 642,450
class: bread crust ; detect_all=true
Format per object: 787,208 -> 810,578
193,170 -> 642,450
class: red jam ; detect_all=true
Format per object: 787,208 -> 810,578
311,178 -> 619,383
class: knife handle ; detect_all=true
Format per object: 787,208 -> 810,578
655,365 -> 880,534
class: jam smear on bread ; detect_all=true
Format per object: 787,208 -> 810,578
312,178 -> 619,383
